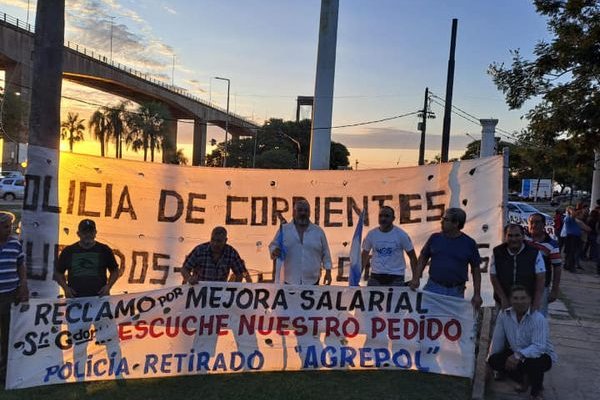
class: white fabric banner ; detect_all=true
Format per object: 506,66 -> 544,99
24,152 -> 503,304
7,284 -> 476,388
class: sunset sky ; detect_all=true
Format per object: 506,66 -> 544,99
0,0 -> 551,168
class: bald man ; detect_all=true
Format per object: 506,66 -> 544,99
181,226 -> 251,283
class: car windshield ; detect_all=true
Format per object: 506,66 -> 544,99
518,203 -> 539,213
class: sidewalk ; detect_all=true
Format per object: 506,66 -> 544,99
486,260 -> 600,400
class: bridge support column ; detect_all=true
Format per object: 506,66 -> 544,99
192,119 -> 207,166
1,63 -> 31,171
162,118 -> 177,163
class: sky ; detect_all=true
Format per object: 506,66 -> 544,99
0,0 -> 552,168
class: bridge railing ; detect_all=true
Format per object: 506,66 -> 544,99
0,11 -> 256,126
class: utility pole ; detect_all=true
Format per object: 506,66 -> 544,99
418,87 -> 429,165
172,55 -> 175,86
441,18 -> 458,163
23,0 -> 65,297
309,0 -> 339,170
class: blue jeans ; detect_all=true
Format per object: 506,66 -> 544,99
540,286 -> 549,317
423,279 -> 465,298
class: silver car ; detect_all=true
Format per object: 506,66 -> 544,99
0,178 -> 25,200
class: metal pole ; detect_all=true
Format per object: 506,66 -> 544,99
215,77 -> 231,167
252,130 -> 258,168
441,19 -> 458,162
309,0 -> 339,170
109,16 -> 115,62
502,147 -> 510,229
26,0 -> 30,26
418,87 -> 428,165
172,55 -> 175,86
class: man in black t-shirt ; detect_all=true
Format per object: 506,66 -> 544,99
55,219 -> 120,298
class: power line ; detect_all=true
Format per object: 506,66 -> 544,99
0,78 -> 421,133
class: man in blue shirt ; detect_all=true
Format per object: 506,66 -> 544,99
0,211 -> 28,383
410,207 -> 482,309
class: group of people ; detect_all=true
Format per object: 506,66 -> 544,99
0,199 -> 583,396
556,200 -> 600,274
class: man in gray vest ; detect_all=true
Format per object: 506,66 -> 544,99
490,224 -> 546,310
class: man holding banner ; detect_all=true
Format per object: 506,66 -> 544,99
181,226 -> 252,283
269,200 -> 332,285
0,211 -> 28,383
361,206 -> 417,286
54,219 -> 120,298
411,208 -> 483,309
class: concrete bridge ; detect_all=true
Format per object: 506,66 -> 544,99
0,11 -> 259,168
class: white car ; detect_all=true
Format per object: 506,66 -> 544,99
507,201 -> 554,235
0,178 -> 25,200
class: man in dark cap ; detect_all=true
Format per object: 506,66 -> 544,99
54,219 -> 120,297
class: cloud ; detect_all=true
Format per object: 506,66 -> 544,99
162,4 -> 177,15
332,128 -> 471,150
64,0 -> 174,76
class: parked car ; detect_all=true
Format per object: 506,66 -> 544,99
507,201 -> 554,236
0,171 -> 23,179
0,178 -> 25,200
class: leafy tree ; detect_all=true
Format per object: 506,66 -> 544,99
60,112 -> 85,152
169,148 -> 189,165
206,118 -> 350,169
488,0 -> 599,152
0,89 -> 27,142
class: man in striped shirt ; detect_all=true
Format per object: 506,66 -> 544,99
527,213 -> 562,317
488,285 -> 556,400
0,211 -> 28,382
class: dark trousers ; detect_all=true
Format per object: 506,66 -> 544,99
0,290 -> 16,381
488,348 -> 552,396
564,234 -> 581,271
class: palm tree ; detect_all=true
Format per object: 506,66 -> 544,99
60,112 -> 85,152
105,101 -> 130,159
126,101 -> 170,162
89,109 -> 110,157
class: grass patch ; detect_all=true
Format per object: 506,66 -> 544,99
2,370 -> 471,400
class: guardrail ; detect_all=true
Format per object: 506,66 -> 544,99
0,11 -> 256,126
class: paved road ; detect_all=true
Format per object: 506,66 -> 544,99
486,260 -> 600,400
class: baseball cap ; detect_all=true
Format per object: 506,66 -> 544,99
78,219 -> 96,232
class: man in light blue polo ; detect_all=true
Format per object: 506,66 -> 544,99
410,207 -> 482,309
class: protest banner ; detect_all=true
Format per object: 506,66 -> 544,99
22,152 -> 503,303
7,283 -> 476,389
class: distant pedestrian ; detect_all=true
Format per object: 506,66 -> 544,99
553,209 -> 564,250
361,206 -> 418,286
526,214 -> 561,316
562,207 -> 582,272
487,285 -> 556,400
411,207 -> 482,309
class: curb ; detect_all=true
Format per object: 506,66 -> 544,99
472,307 -> 492,400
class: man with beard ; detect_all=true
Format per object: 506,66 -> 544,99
269,200 -> 332,285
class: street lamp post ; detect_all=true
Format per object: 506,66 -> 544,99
280,131 -> 301,168
214,77 -> 230,167
109,16 -> 115,62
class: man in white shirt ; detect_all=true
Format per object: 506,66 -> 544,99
361,206 -> 417,286
488,285 -> 556,400
269,200 -> 332,285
